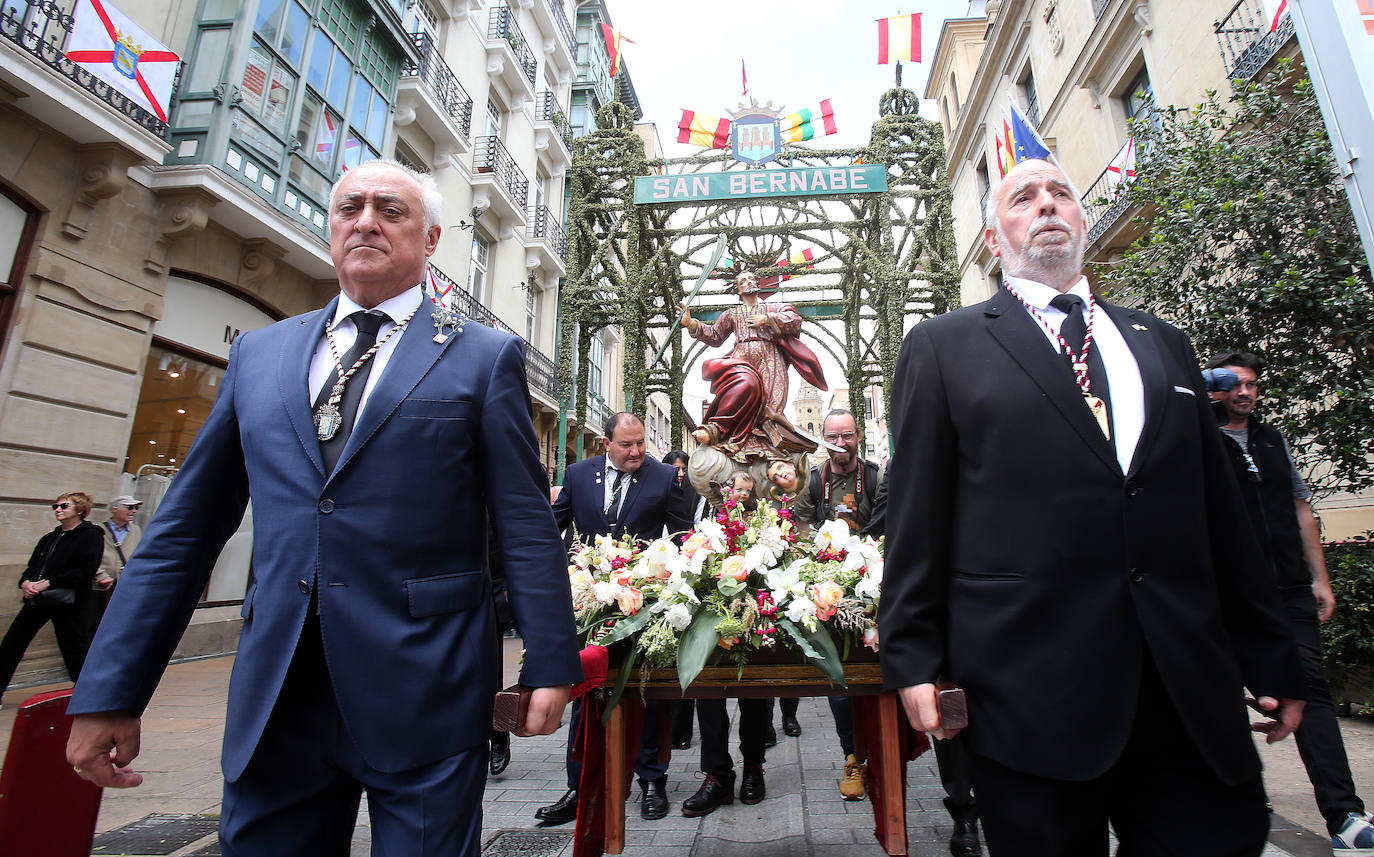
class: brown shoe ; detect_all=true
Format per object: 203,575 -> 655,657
839,754 -> 866,801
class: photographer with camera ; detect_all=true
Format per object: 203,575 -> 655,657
1206,352 -> 1372,855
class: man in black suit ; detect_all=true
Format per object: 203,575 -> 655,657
878,158 -> 1306,856
536,412 -> 692,824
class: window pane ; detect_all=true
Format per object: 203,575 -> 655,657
254,0 -> 284,43
282,3 -> 310,67
367,90 -> 387,142
327,44 -> 350,107
306,28 -> 331,93
201,0 -> 238,19
349,73 -> 371,135
175,99 -> 214,127
314,109 -> 340,169
240,43 -> 271,117
289,155 -> 330,204
342,131 -> 363,170
265,65 -> 294,134
187,28 -> 230,93
296,91 -> 321,154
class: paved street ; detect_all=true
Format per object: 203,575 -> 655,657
1,640 -> 1369,857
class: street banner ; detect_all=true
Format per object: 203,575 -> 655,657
634,165 -> 887,205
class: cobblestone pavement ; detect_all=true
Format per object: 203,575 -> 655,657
2,639 -> 1368,857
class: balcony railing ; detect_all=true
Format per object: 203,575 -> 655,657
1215,0 -> 1296,83
488,4 -> 537,88
431,266 -> 558,400
402,32 -> 473,137
473,135 -> 529,207
1080,163 -> 1133,246
536,91 -> 572,148
528,205 -> 567,260
1,0 -> 170,137
547,0 -> 575,55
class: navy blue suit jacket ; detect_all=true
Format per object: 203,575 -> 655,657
69,297 -> 584,780
553,455 -> 691,543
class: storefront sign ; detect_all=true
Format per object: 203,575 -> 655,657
634,165 -> 888,205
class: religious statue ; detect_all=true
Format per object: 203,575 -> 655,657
679,270 -> 826,506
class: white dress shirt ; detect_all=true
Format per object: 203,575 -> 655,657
603,463 -> 628,517
308,285 -> 424,421
1005,275 -> 1145,474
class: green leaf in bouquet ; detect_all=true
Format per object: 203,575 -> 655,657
677,608 -> 722,691
600,641 -> 639,725
778,618 -> 847,687
599,606 -> 655,645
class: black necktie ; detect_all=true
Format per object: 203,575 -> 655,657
1049,293 -> 1113,433
315,310 -> 387,474
606,469 -> 626,528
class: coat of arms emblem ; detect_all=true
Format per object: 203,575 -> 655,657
730,105 -> 781,167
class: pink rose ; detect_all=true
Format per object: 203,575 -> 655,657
862,627 -> 880,652
682,531 -> 711,560
611,568 -> 633,587
719,554 -> 750,582
615,586 -> 644,615
812,580 -> 845,621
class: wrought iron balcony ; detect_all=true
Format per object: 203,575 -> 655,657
536,91 -> 572,148
1080,162 -> 1133,247
473,135 -> 529,208
547,0 -> 575,56
1,0 -> 169,137
525,340 -> 558,401
488,4 -> 537,89
528,205 -> 567,260
1215,0 -> 1296,84
401,32 -> 472,138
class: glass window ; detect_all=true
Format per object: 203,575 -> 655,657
468,233 -> 489,298
1124,67 -> 1153,125
201,0 -> 238,19
349,73 -> 373,134
282,3 -> 310,66
239,42 -> 296,135
525,287 -> 537,341
307,27 -> 332,92
327,43 -> 351,106
176,100 -> 215,126
255,0 -> 285,41
367,89 -> 387,142
186,27 -> 230,93
342,131 -> 364,170
484,98 -> 503,138
126,344 -> 227,473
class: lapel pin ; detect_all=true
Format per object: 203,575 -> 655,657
1131,323 -> 1149,331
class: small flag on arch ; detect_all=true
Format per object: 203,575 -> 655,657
599,23 -> 633,77
65,0 -> 180,122
678,109 -> 731,149
781,248 -> 816,281
782,99 -> 837,143
877,13 -> 921,64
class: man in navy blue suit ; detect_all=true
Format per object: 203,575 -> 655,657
535,412 -> 692,824
66,160 -> 583,857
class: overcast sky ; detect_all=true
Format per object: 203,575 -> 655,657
600,0 -> 981,430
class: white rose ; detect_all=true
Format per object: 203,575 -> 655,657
592,580 -> 621,605
785,595 -> 818,628
665,603 -> 694,631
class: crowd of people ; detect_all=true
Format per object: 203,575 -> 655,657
0,156 -> 1356,857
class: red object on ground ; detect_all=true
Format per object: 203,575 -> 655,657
0,688 -> 103,856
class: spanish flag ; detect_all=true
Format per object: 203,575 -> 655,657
781,248 -> 816,281
678,109 -> 731,149
877,13 -> 921,64
599,23 -> 632,76
782,99 -> 837,143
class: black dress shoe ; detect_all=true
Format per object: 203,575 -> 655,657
681,775 -> 734,817
489,733 -> 510,776
781,713 -> 802,737
672,737 -> 692,750
535,789 -> 578,825
944,798 -> 981,856
763,724 -> 777,748
739,763 -> 766,805
641,778 -> 669,820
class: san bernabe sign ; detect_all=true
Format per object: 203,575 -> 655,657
634,164 -> 888,205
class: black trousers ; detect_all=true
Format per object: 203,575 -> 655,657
1282,588 -> 1365,835
769,696 -> 856,756
0,600 -> 90,690
969,652 -> 1269,857
935,734 -> 976,811
698,698 -> 769,786
566,698 -> 666,789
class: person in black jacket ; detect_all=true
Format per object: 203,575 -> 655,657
0,491 -> 104,695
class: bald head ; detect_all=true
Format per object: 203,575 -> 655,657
983,159 -> 1087,292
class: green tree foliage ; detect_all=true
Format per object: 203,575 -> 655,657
1102,62 -> 1374,496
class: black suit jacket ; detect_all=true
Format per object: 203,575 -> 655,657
878,288 -> 1303,784
553,455 -> 691,543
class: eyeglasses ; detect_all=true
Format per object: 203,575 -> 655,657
52,502 -> 72,510
822,432 -> 857,442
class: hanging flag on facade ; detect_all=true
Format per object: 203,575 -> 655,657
1105,136 -> 1137,191
315,112 -> 337,165
599,23 -> 633,77
1005,101 -> 1051,165
427,265 -> 455,308
1261,0 -> 1290,31
994,131 -> 1009,178
781,99 -> 837,143
877,13 -> 921,64
678,109 -> 731,149
65,0 -> 181,122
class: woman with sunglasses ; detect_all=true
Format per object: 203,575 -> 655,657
0,492 -> 105,700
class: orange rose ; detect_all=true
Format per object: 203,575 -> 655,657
682,531 -> 711,560
615,586 -> 644,615
812,580 -> 845,621
720,554 -> 750,582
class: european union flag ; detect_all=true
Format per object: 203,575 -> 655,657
1007,102 -> 1051,164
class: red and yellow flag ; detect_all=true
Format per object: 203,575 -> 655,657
877,13 -> 921,64
677,109 -> 731,149
599,23 -> 633,76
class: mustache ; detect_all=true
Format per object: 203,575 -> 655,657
1029,216 -> 1073,239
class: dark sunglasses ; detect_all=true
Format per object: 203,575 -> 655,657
52,502 -> 72,510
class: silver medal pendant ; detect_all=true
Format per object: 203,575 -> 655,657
315,403 -> 342,441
